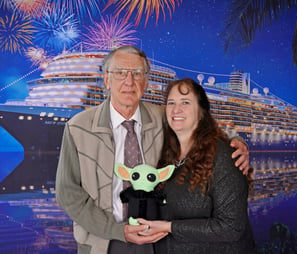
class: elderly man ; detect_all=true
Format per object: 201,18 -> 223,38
55,45 -> 250,254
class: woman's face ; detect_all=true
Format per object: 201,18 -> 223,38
166,84 -> 200,136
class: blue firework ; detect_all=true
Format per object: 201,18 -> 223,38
33,6 -> 80,52
53,0 -> 104,22
0,0 -> 14,10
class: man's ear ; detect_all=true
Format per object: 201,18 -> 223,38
114,163 -> 131,180
103,72 -> 110,90
158,165 -> 175,182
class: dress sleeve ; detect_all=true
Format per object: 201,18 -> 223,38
55,123 -> 125,241
171,142 -> 249,243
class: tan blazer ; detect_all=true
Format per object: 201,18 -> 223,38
56,97 -> 164,254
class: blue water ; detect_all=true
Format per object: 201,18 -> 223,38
0,126 -> 24,182
249,191 -> 297,247
0,146 -> 296,253
0,188 -> 296,253
0,191 -> 76,253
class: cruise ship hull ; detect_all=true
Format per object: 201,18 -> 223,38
1,102 -> 296,194
0,105 -> 81,193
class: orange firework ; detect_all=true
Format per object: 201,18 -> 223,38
0,12 -> 36,53
104,0 -> 183,27
13,0 -> 49,16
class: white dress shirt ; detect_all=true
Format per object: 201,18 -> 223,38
109,103 -> 144,222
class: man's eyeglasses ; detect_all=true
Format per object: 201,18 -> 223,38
107,69 -> 147,81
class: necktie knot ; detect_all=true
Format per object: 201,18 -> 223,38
122,120 -> 135,133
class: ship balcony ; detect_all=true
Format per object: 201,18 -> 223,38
41,69 -> 101,77
28,89 -> 88,98
28,82 -> 100,90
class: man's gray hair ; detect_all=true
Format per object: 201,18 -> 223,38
102,45 -> 151,73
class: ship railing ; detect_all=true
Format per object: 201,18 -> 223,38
4,100 -> 33,106
150,64 -> 176,75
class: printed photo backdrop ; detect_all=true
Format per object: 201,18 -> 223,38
0,1 -> 297,253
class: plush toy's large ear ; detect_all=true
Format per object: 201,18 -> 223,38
114,163 -> 131,181
158,165 -> 175,182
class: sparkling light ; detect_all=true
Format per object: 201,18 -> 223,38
0,67 -> 40,92
105,0 -> 183,26
83,15 -> 139,50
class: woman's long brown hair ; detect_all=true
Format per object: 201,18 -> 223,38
158,78 -> 229,193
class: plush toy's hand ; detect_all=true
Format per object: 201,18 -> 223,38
129,217 -> 140,226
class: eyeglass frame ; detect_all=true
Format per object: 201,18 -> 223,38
106,69 -> 148,81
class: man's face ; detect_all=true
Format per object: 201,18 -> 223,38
104,51 -> 148,114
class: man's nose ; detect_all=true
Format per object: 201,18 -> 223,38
124,71 -> 134,85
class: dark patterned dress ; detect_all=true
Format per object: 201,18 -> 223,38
155,140 -> 257,254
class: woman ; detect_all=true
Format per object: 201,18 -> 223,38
138,78 -> 256,254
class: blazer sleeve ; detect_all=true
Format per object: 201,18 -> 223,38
55,123 -> 125,242
171,141 -> 249,243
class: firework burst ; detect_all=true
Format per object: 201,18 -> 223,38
33,6 -> 80,52
0,12 -> 36,54
12,0 -> 49,17
25,46 -> 50,68
104,0 -> 183,27
0,0 -> 12,9
83,15 -> 139,50
53,0 -> 103,22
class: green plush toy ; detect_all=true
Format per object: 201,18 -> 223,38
114,163 -> 175,225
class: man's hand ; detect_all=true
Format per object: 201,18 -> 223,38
124,223 -> 167,245
230,138 -> 250,175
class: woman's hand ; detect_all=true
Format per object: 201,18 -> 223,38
124,221 -> 168,245
136,218 -> 172,236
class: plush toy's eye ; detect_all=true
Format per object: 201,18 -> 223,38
132,172 -> 140,180
147,174 -> 156,182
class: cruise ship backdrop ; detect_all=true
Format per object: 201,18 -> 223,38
1,48 -> 297,253
1,48 -> 296,193
1,0 -> 297,252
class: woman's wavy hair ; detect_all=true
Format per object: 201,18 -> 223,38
158,78 -> 229,193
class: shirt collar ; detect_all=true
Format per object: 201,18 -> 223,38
110,103 -> 142,129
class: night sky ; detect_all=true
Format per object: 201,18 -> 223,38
0,0 -> 297,106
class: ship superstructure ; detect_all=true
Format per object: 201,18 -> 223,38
201,71 -> 297,151
23,50 -> 175,109
0,49 -> 176,193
